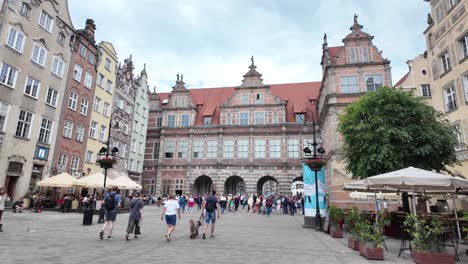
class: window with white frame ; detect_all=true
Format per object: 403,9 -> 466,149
99,125 -> 106,141
97,74 -> 104,87
139,142 -> 143,155
361,47 -> 369,63
177,141 -> 188,158
453,123 -> 464,150
436,5 -> 445,22
192,140 -> 204,158
51,56 -> 64,77
421,84 -> 432,97
237,139 -> 249,158
68,91 -> 77,110
136,161 -> 141,172
226,113 -> 232,125
20,3 -> 31,17
58,153 -> 68,167
269,139 -> 281,158
38,10 -> 54,32
38,117 -> 53,144
117,98 -> 124,109
440,50 -> 451,74
103,102 -> 110,117
24,76 -> 40,98
80,99 -> 88,116
79,44 -> 86,58
204,116 -> 212,126
0,63 -> 18,88
240,112 -> 249,125
255,93 -> 263,104
444,85 -> 457,111
84,71 -> 93,88
93,97 -> 101,112
57,33 -> 65,45
463,74 -> 468,102
88,53 -> 95,64
15,109 -> 33,138
447,0 -> 458,10
241,94 -> 249,105
153,142 -> 160,159
6,26 -> 25,53
207,140 -> 218,158
459,33 -> 468,59
164,141 -> 176,158
288,139 -> 299,158
181,114 -> 190,127
255,112 -> 265,125
167,115 -> 176,127
128,159 -> 134,171
134,120 -> 139,132
0,102 -> 9,132
223,140 -> 234,158
365,74 -> 383,91
71,156 -> 80,172
105,58 -> 111,70
73,64 -> 83,82
85,151 -> 93,163
273,112 -> 279,124
130,140 -> 135,152
349,47 -> 356,63
32,42 -> 47,66
341,76 -> 358,93
254,139 -> 266,158
89,121 -> 97,138
46,87 -> 59,107
75,125 -> 84,142
156,117 -> 162,127
63,120 -> 73,138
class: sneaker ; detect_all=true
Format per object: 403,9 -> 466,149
99,231 -> 104,240
107,236 -> 113,240
134,235 -> 139,239
202,233 -> 206,239
125,234 -> 130,241
210,234 -> 215,238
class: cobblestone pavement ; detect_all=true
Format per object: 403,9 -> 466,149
0,206 -> 466,264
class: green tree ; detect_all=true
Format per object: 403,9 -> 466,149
337,87 -> 458,179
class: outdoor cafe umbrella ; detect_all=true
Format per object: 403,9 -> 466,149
73,172 -> 118,188
36,172 -> 76,188
108,170 -> 142,190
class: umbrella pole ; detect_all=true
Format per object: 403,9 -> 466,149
452,195 -> 461,240
374,191 -> 378,213
411,185 -> 417,216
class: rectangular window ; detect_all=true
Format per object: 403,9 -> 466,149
341,76 -> 359,94
38,117 -> 53,144
51,56 -> 65,77
0,102 -> 9,132
71,156 -> 80,172
138,142 -> 143,155
93,97 -> 101,112
134,120 -> 139,132
440,50 -> 451,73
128,159 -> 134,171
361,47 -> 369,63
45,87 -> 59,107
463,74 -> 468,102
20,3 -> 31,17
238,139 -> 249,158
32,43 -> 47,66
459,33 -> 468,59
255,139 -> 266,158
447,0 -> 458,10
223,140 -> 234,158
136,161 -> 141,172
88,53 -> 95,64
453,123 -> 465,150
240,112 -> 249,125
153,142 -> 160,159
73,64 -> 83,82
63,120 -> 73,138
177,141 -> 188,158
80,99 -> 88,116
288,139 -> 299,158
105,58 -> 111,70
57,33 -> 65,45
273,112 -> 279,124
295,114 -> 305,123
226,113 -> 232,125
75,125 -> 84,142
207,140 -> 218,158
117,98 -> 124,110
269,139 -> 281,158
204,116 -> 212,126
103,102 -> 110,117
89,121 -> 97,138
123,123 -> 129,135
58,153 -> 68,167
38,10 -> 54,32
6,26 -> 25,53
79,44 -> 86,58
16,109 -> 33,138
99,125 -> 106,141
68,92 -> 77,110
97,74 -> 104,87
349,47 -> 356,63
167,114 -> 176,127
241,94 -> 249,105
365,74 -> 383,91
156,117 -> 162,127
255,112 -> 265,125
255,93 -> 263,104
436,5 -> 445,22
421,84 -> 432,97
181,114 -> 190,127
85,151 -> 93,163
24,76 -> 40,98
164,141 -> 176,158
192,140 -> 204,158
444,85 -> 457,111
0,63 -> 18,87
131,140 -> 136,152
84,71 -> 93,88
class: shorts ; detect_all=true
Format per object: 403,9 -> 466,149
204,210 -> 216,224
165,214 -> 177,226
105,210 -> 117,221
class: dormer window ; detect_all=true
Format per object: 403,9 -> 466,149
255,93 -> 263,104
203,116 -> 212,126
20,3 -> 31,17
162,99 -> 169,105
241,94 -> 249,105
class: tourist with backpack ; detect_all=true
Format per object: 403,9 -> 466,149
99,187 -> 122,240
201,189 -> 220,239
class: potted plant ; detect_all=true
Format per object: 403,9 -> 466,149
404,214 -> 454,264
96,156 -> 116,169
304,158 -> 325,171
328,205 -> 344,238
357,212 -> 388,260
344,207 -> 362,250
463,214 -> 468,255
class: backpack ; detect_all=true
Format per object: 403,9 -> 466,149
104,193 -> 116,211
205,195 -> 216,212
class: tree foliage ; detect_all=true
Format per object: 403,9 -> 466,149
337,87 -> 458,179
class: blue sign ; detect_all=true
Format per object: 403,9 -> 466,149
35,146 -> 49,160
303,163 -> 326,217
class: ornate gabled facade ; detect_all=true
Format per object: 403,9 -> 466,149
318,15 -> 392,207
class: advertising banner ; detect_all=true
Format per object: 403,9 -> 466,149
303,163 -> 326,217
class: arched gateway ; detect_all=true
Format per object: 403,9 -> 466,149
224,176 -> 245,195
257,176 -> 279,195
193,175 -> 213,195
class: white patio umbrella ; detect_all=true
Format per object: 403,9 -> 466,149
37,172 -> 76,188
73,172 -> 118,188
107,170 -> 142,190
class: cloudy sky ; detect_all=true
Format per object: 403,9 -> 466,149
69,0 -> 429,93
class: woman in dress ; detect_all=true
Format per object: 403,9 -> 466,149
188,195 -> 195,213
161,194 -> 181,241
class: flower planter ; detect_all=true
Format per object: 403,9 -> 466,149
348,238 -> 359,250
304,158 -> 325,171
412,250 -> 454,264
359,244 -> 384,260
96,158 -> 116,169
330,228 -> 343,238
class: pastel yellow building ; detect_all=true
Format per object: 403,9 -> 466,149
84,41 -> 118,175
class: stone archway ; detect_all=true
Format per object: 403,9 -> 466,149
193,175 -> 213,195
257,176 -> 279,196
291,176 -> 304,195
224,176 -> 246,195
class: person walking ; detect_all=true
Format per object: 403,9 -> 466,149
202,190 -> 220,239
179,195 -> 186,214
197,195 -> 203,210
276,196 -> 282,214
99,187 -> 122,241
234,195 -> 240,212
161,194 -> 180,241
219,194 -> 227,214
247,194 -> 254,215
0,187 -> 10,232
125,192 -> 144,241
188,195 -> 195,213
265,196 -> 273,216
